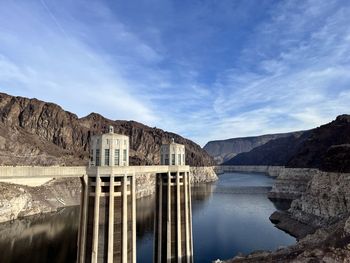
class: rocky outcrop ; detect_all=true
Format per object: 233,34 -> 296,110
0,179 -> 80,223
223,115 -> 350,173
190,166 -> 218,183
268,169 -> 350,233
0,92 -> 214,167
269,211 -> 317,240
220,167 -> 350,262
216,165 -> 285,178
135,173 -> 156,199
222,216 -> 350,263
289,171 -> 350,227
204,132 -> 303,164
268,168 -> 318,201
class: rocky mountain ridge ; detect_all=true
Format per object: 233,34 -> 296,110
224,115 -> 350,173
0,92 -> 214,167
204,131 -> 303,164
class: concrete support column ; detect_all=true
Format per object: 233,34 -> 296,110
156,174 -> 163,263
108,175 -> 115,262
92,172 -> 101,263
176,171 -> 182,262
132,172 -> 136,263
78,174 -> 88,263
167,171 -> 172,262
188,172 -> 193,263
184,172 -> 191,262
122,174 -> 128,263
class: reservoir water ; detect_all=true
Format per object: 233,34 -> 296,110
0,172 -> 295,263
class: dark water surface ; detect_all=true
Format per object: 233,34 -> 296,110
0,172 -> 295,263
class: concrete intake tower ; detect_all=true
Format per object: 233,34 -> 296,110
154,139 -> 194,263
78,126 -> 136,263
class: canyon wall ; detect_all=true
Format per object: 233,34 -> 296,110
203,132 -> 302,164
288,171 -> 350,227
217,165 -> 284,177
223,115 -> 350,173
0,178 -> 80,223
224,165 -> 350,227
0,92 -> 214,167
220,165 -> 350,262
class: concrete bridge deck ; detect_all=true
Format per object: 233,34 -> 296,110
0,165 -> 190,179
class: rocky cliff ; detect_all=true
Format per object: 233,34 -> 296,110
0,92 -> 214,166
223,215 -> 350,262
220,167 -> 350,263
0,179 -> 80,223
288,115 -> 350,172
223,132 -> 310,166
224,115 -> 350,173
267,168 -> 319,201
288,171 -> 350,228
204,132 -> 302,164
216,165 -> 285,178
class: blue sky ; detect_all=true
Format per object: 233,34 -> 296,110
0,0 -> 350,146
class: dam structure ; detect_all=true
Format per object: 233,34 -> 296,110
154,139 -> 194,263
0,126 -> 192,263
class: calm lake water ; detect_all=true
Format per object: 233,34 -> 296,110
0,172 -> 295,263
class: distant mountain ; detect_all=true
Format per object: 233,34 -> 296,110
0,92 -> 214,166
224,115 -> 350,173
204,132 -> 304,164
223,132 -> 310,166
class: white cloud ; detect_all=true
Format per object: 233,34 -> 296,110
0,0 -> 350,147
201,0 -> 350,145
0,0 -> 159,124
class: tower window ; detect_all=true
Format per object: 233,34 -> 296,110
95,149 -> 100,166
105,149 -> 110,166
123,149 -> 127,164
114,149 -> 120,166
172,154 -> 175,165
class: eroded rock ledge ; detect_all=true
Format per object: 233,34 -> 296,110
0,166 -> 217,223
216,166 -> 350,262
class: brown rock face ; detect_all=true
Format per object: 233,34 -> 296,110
204,131 -> 304,164
288,114 -> 350,172
0,92 -> 214,166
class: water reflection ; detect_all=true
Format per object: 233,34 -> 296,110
136,195 -> 155,238
0,207 -> 79,263
136,196 -> 155,262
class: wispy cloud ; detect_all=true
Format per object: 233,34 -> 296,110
0,0 -> 160,124
201,0 -> 350,144
0,0 -> 349,146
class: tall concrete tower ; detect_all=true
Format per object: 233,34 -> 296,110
154,139 -> 193,263
78,126 -> 136,263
